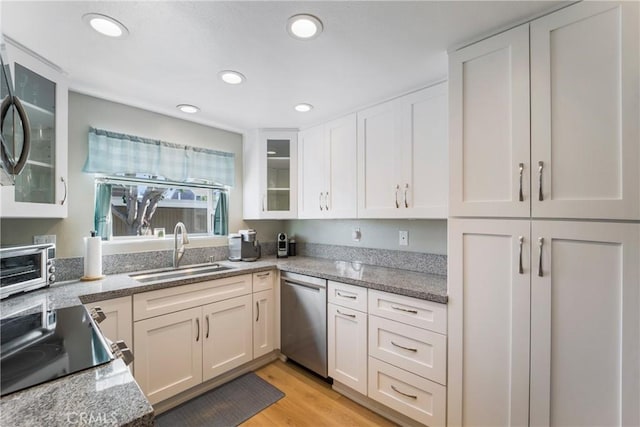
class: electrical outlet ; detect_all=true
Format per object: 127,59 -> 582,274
33,235 -> 56,245
352,227 -> 361,242
399,230 -> 408,246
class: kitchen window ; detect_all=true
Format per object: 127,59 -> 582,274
94,175 -> 228,239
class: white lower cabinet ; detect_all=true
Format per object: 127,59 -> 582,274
85,296 -> 133,354
253,289 -> 275,359
448,219 -> 640,426
368,357 -> 446,427
367,290 -> 447,426
132,273 -> 276,405
202,294 -> 253,381
328,302 -> 368,395
134,307 -> 203,405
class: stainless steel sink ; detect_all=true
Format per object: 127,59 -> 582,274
130,263 -> 234,283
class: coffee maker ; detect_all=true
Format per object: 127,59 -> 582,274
228,229 -> 261,261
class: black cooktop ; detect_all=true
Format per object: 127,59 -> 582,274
1,305 -> 113,396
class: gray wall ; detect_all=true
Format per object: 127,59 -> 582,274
285,219 -> 447,255
0,92 -> 283,258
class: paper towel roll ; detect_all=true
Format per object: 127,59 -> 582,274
84,236 -> 102,278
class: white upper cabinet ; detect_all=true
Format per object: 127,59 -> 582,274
449,24 -> 531,218
298,113 -> 357,219
243,129 -> 298,219
530,1 -> 639,220
358,82 -> 448,219
450,1 -> 639,220
1,42 -> 69,218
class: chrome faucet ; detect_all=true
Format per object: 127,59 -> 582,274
173,222 -> 190,268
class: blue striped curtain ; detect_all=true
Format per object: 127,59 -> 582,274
82,128 -> 235,186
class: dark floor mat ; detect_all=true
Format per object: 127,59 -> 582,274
155,372 -> 285,427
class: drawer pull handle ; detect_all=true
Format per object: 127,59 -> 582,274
256,272 -> 270,278
518,236 -> 524,275
391,341 -> 417,352
256,301 -> 260,322
195,317 -> 200,342
391,385 -> 417,399
538,237 -> 544,277
205,315 -> 210,339
337,309 -> 356,318
336,291 -> 356,299
518,163 -> 524,202
391,305 -> 418,314
538,161 -> 544,201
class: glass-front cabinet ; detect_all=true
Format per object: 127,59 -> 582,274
1,41 -> 68,218
243,129 -> 297,219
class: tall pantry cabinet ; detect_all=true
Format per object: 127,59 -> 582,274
448,2 -> 639,427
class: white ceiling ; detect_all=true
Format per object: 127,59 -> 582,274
2,1 -> 565,133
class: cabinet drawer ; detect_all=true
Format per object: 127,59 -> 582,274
252,270 -> 274,293
133,274 -> 252,321
369,315 -> 446,385
368,357 -> 446,426
368,290 -> 446,334
328,281 -> 368,312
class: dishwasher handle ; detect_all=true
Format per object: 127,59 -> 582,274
282,279 -> 325,291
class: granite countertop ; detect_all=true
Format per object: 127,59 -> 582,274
0,255 -> 447,426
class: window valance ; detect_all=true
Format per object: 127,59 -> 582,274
82,127 -> 235,186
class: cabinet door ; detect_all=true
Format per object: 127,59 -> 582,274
325,113 -> 357,218
449,24 -> 530,218
86,296 -> 133,354
243,130 -> 298,219
298,124 -> 326,218
399,83 -> 448,218
0,43 -> 68,218
253,289 -> 275,359
328,303 -> 368,395
531,1 -> 639,220
263,131 -> 298,219
530,221 -> 639,427
133,307 -> 202,405
448,218 -> 531,427
357,99 -> 403,218
202,294 -> 253,381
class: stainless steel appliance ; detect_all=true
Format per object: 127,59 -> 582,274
0,243 -> 55,300
277,232 -> 288,258
228,229 -> 261,261
281,271 -> 327,378
0,35 -> 31,186
0,303 -> 113,396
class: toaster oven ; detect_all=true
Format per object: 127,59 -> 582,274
0,243 -> 55,299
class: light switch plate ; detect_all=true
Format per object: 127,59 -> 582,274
399,230 -> 408,246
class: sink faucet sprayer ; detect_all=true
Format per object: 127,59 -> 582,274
173,222 -> 190,268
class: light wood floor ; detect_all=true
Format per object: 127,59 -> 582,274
241,360 -> 397,426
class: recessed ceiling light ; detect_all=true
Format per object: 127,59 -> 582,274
287,14 -> 323,40
219,70 -> 246,85
294,103 -> 313,113
176,104 -> 200,114
82,13 -> 129,38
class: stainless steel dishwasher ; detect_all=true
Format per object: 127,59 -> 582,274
280,271 -> 327,378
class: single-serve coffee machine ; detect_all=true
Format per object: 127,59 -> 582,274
228,229 -> 261,261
